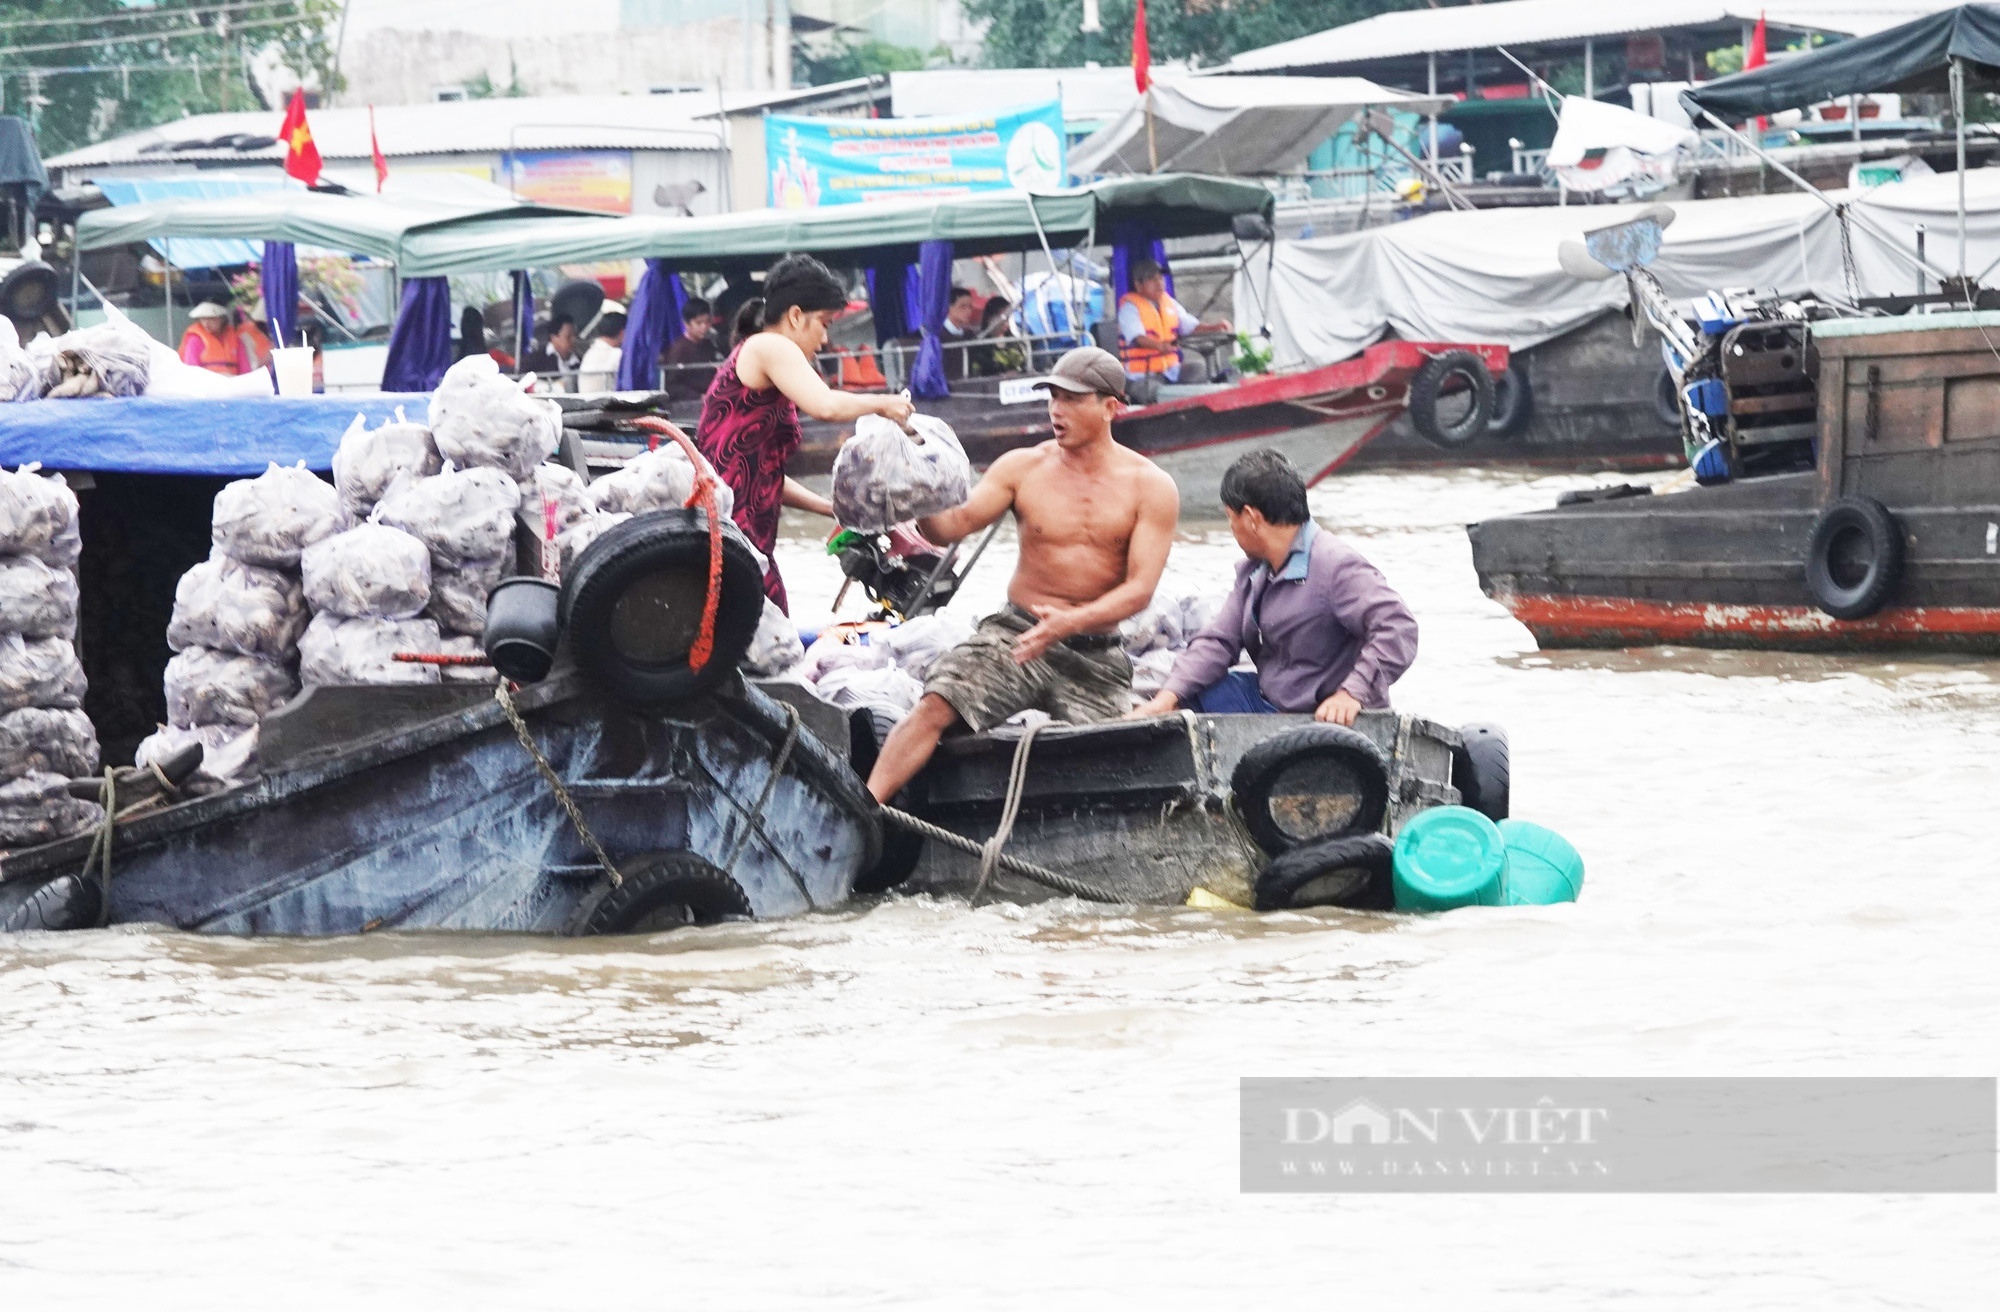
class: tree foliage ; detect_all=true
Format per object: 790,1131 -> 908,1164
795,36 -> 937,86
962,0 -> 1436,71
0,0 -> 340,158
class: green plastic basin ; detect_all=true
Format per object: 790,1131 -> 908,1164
1498,819 -> 1585,905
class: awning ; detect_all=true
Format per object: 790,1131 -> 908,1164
92,175 -> 292,268
1069,77 -> 1451,176
1683,4 -> 2000,119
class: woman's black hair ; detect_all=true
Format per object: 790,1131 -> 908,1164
732,298 -> 765,348
761,253 -> 849,326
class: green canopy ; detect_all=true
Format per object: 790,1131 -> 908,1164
78,173 -> 1275,276
74,188 -> 608,265
1683,4 -> 2000,120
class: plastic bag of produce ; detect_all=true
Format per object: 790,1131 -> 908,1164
801,630 -> 892,682
0,772 -> 102,848
0,707 -> 99,782
741,599 -> 805,676
812,664 -> 923,715
299,613 -> 442,686
526,462 -> 593,535
1178,593 -> 1223,643
301,522 -> 433,620
331,409 -> 442,521
163,647 -> 298,729
425,554 -> 506,636
166,550 -> 311,660
830,412 -> 970,532
586,444 -> 695,516
25,315 -> 154,400
429,354 -> 561,482
434,633 -> 498,684
210,462 -> 342,569
882,613 -> 973,681
0,554 -> 79,638
555,510 -> 631,576
135,722 -> 261,791
0,633 -> 84,714
1119,601 -> 1184,656
372,464 -> 521,569
0,317 -> 34,402
0,463 -> 82,568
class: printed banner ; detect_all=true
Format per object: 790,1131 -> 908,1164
504,151 -> 634,214
766,101 -> 1066,208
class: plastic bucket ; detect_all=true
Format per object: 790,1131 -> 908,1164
1391,805 -> 1508,911
483,576 -> 562,682
1498,819 -> 1585,905
271,346 -> 314,396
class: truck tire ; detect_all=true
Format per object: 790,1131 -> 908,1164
1254,833 -> 1396,912
1805,496 -> 1903,620
1450,722 -> 1510,822
1408,350 -> 1496,447
1486,363 -> 1533,438
561,508 -> 765,708
848,705 -> 926,894
574,850 -> 751,936
1230,724 -> 1391,856
0,873 -> 100,932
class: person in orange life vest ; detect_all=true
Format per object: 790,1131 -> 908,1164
179,302 -> 241,376
237,301 -> 275,374
1116,259 -> 1231,384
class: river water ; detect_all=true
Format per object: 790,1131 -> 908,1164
4,469 -> 1995,1308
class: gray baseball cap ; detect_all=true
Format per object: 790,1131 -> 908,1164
1031,346 -> 1127,402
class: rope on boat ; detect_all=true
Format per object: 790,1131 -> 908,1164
632,415 -> 724,673
971,719 -> 1048,906
720,702 -> 803,877
494,682 -> 624,889
877,803 -> 1123,904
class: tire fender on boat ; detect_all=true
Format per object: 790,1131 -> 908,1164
561,508 -> 766,709
0,873 -> 100,932
1805,496 -> 1904,621
1485,363 -> 1533,438
1253,832 -> 1396,912
569,850 -> 753,936
1230,724 -> 1391,856
1407,349 -> 1497,448
846,706 -> 926,894
1449,722 -> 1511,823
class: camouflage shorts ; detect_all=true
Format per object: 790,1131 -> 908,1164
924,605 -> 1134,734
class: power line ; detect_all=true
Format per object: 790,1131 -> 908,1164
0,2 -> 311,34
0,13 -> 309,57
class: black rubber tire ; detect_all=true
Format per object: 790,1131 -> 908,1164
1450,722 -> 1511,823
0,874 -> 100,932
1485,363 -> 1533,438
576,850 -> 751,936
1230,724 -> 1391,856
1254,833 -> 1396,912
847,706 -> 926,894
1805,496 -> 1904,621
561,508 -> 766,708
1408,350 -> 1497,448
1654,367 -> 1685,429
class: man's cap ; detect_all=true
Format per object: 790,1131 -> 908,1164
190,301 -> 230,319
1031,346 -> 1127,401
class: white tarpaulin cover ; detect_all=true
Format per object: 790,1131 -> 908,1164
1546,96 -> 1698,195
1070,77 -> 1449,177
1240,168 -> 2000,368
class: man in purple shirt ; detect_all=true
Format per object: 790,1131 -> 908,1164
1130,449 -> 1418,725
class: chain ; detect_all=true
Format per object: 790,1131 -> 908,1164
493,683 -> 623,888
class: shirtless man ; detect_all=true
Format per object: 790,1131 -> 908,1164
865,346 -> 1180,803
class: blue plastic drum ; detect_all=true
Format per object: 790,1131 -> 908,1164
1391,806 -> 1508,911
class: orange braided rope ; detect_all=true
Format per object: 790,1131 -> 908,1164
632,416 -> 723,672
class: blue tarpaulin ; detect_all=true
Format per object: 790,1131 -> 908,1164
93,175 -> 293,268
0,396 -> 431,475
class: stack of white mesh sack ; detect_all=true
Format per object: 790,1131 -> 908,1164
429,354 -> 561,483
0,465 -> 102,847
555,442 -> 739,575
140,462 -> 338,789
371,465 -> 519,664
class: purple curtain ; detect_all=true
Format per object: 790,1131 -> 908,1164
382,277 -> 453,392
1111,232 -> 1175,298
261,241 -> 298,350
865,262 -> 920,345
908,239 -> 953,400
619,259 -> 686,392
510,270 -> 534,370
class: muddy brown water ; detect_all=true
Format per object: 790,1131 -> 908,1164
2,469 -> 1994,1307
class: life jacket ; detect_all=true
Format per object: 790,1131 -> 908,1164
180,321 -> 241,376
237,322 -> 273,373
1118,291 -> 1181,375
836,346 -> 887,389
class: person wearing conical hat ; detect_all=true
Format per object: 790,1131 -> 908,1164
179,302 -> 241,376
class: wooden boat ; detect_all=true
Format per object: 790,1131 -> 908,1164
0,674 -> 878,936
1469,311 -> 2000,651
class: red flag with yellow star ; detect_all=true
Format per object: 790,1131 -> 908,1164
280,89 -> 321,186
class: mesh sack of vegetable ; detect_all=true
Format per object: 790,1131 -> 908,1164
166,551 -> 311,661
210,462 -> 343,570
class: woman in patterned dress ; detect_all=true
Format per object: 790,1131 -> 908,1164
696,254 -> 914,613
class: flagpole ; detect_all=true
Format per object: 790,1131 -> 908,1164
1146,88 -> 1158,173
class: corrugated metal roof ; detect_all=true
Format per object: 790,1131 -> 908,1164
1223,1 -> 1959,73
43,84 -> 889,172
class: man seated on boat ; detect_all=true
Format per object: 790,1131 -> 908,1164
865,346 -> 1180,804
1117,260 -> 1231,385
663,297 -> 723,400
940,286 -> 983,382
1130,449 -> 1418,725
